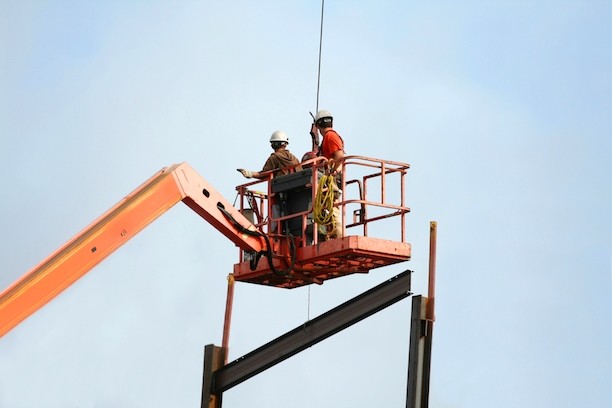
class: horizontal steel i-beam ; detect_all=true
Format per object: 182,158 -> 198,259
212,270 -> 412,394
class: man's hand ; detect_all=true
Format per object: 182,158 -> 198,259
237,168 -> 253,178
310,123 -> 318,138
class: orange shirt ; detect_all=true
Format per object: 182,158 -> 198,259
321,129 -> 344,159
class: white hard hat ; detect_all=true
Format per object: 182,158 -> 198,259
315,110 -> 333,126
315,110 -> 332,121
270,130 -> 289,144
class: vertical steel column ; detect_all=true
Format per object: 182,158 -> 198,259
406,221 -> 437,408
406,296 -> 431,408
427,221 -> 437,320
221,274 -> 235,364
201,345 -> 225,408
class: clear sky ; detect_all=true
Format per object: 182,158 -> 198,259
1,1 -> 611,407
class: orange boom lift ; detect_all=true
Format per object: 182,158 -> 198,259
0,156 -> 410,338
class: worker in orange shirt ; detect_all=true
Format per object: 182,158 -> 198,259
311,110 -> 344,238
311,110 -> 345,176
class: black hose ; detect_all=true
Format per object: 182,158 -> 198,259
216,203 -> 297,276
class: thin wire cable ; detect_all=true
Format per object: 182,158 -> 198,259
307,286 -> 311,321
310,0 -> 325,322
315,0 -> 325,112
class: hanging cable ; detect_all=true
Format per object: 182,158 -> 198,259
315,0 -> 325,112
309,0 -> 326,322
307,285 -> 311,321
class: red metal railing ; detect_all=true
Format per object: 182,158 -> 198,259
235,155 -> 410,259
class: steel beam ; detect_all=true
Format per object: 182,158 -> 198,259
212,270 -> 412,394
406,220 -> 437,408
406,295 -> 434,408
201,345 -> 226,408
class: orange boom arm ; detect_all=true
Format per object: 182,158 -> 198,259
0,162 -> 266,338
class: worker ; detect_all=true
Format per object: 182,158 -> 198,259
311,110 -> 344,239
237,130 -> 302,179
237,130 -> 302,235
311,110 -> 345,175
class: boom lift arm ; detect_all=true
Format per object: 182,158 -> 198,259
2,156 -> 412,336
0,162 -> 266,338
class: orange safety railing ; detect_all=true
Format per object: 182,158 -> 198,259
235,155 -> 410,254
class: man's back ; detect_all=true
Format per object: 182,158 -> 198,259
263,149 -> 302,177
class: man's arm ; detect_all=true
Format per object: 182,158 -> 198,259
238,168 -> 270,179
238,154 -> 278,179
329,149 -> 344,173
310,123 -> 320,155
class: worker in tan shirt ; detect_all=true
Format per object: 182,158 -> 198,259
238,130 -> 302,179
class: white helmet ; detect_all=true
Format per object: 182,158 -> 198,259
270,130 -> 289,144
315,110 -> 333,127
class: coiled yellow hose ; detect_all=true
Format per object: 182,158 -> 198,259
313,174 -> 337,227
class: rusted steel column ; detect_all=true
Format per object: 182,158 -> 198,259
201,345 -> 225,408
407,221 -> 437,408
221,274 -> 235,364
426,221 -> 437,321
406,295 -> 433,408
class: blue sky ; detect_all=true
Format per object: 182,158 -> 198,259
1,1 -> 611,407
